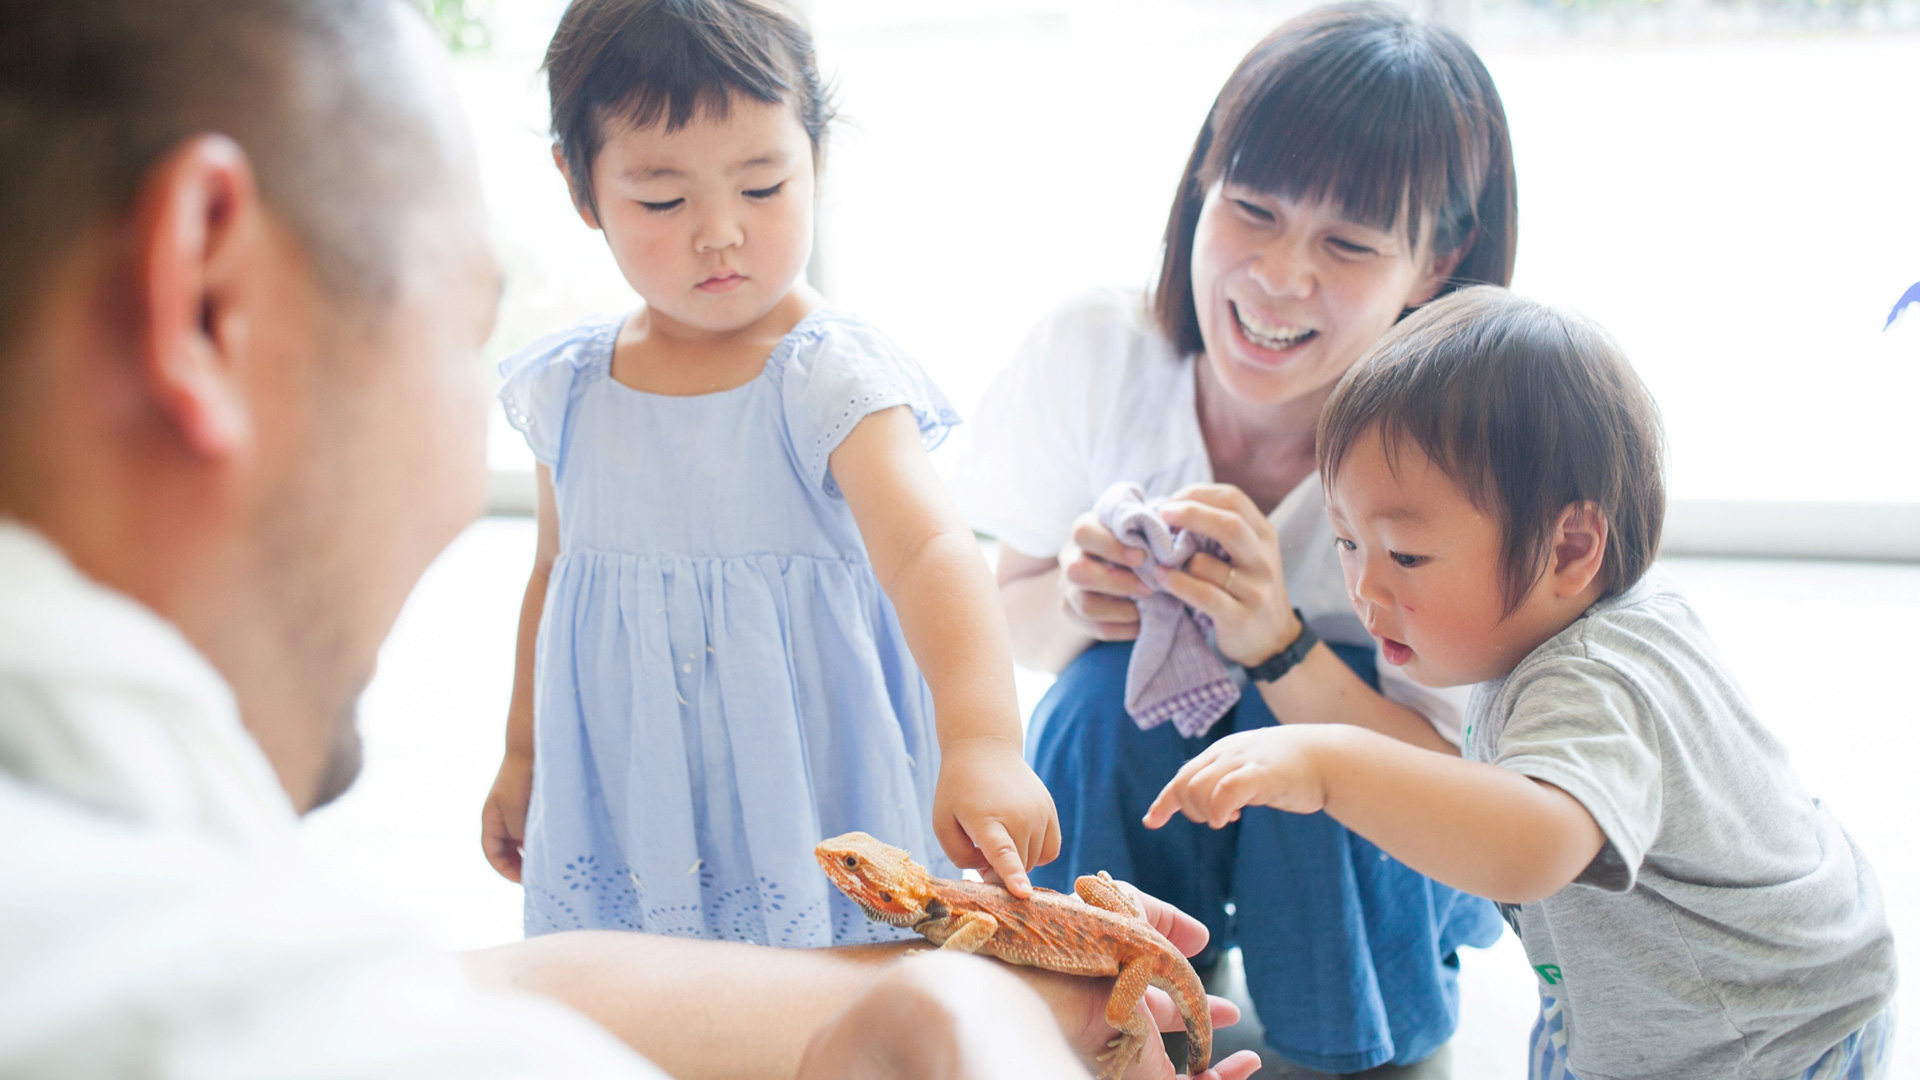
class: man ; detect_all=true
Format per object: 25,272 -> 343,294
0,1 -> 1256,1076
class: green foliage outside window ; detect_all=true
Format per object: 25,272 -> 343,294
419,0 -> 493,54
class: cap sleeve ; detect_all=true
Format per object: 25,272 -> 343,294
496,318 -> 618,469
778,311 -> 960,498
1493,659 -> 1663,893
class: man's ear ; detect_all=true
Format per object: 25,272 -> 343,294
1408,237 -> 1470,308
1549,500 -> 1609,598
133,134 -> 261,459
551,144 -> 601,231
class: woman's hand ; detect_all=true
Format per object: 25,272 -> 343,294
1057,510 -> 1155,642
1143,727 -> 1335,831
481,747 -> 533,882
933,736 -> 1063,898
1154,484 -> 1302,668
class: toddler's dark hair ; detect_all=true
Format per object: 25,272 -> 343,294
1154,2 -> 1517,356
1317,286 -> 1666,612
544,0 -> 833,216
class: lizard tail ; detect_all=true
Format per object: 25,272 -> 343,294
1153,969 -> 1212,1076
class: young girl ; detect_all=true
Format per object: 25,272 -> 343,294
480,0 -> 1058,946
1149,287 -> 1897,1079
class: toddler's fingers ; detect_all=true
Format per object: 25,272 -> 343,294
970,819 -> 1032,898
934,814 -> 982,870
1143,781 -> 1184,829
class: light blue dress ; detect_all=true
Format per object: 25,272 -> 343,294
499,308 -> 961,946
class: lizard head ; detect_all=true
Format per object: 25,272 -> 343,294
814,832 -> 935,926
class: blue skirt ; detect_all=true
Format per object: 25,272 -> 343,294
1028,641 -> 1504,1073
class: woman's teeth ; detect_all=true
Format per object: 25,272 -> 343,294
1234,304 -> 1315,350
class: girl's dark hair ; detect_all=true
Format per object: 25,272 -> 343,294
544,0 -> 833,216
1153,2 -> 1517,357
1317,286 -> 1666,613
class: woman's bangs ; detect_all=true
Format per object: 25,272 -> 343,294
1208,47 -> 1470,251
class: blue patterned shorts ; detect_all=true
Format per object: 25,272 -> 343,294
1528,995 -> 1895,1080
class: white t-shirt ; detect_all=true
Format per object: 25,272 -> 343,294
948,288 -> 1465,742
0,524 -> 666,1079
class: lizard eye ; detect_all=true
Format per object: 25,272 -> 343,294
843,855 -> 858,868
879,891 -> 892,903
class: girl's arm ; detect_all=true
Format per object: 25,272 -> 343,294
1145,725 -> 1605,903
1156,485 -> 1457,754
481,465 -> 560,883
830,407 -> 1061,897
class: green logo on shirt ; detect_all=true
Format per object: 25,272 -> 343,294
1534,964 -> 1564,985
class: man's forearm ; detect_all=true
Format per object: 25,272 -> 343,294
464,933 -> 912,1080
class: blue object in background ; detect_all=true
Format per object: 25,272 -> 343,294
1887,281 -> 1920,330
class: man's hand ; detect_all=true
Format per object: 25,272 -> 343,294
933,737 -> 1061,898
481,747 -> 533,882
797,952 -> 1090,1080
1144,727 -> 1334,831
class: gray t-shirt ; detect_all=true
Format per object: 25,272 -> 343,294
1465,570 -> 1896,1080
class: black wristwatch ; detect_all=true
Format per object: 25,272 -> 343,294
1242,609 -> 1319,684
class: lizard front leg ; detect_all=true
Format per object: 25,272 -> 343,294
1094,958 -> 1155,1080
1074,870 -> 1143,919
936,910 -> 998,953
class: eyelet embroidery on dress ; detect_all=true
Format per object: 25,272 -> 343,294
528,855 -> 912,946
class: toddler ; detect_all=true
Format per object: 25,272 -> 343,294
481,0 -> 1058,945
1147,286 -> 1896,1078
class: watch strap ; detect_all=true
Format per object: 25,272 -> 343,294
1243,609 -> 1319,684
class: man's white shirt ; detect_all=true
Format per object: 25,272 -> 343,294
0,523 -> 666,1078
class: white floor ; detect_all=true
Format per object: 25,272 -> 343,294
302,517 -> 1917,1077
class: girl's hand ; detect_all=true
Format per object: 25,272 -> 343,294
481,748 -> 534,882
1057,510 -> 1154,642
934,737 -> 1062,898
1143,727 -> 1334,831
1154,484 -> 1300,668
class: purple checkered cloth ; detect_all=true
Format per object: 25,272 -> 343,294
1094,482 -> 1240,739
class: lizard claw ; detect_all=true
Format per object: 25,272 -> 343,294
1094,1033 -> 1144,1080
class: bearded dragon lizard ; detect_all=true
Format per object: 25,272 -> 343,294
815,831 -> 1211,1079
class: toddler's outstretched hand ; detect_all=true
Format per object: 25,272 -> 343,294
933,738 -> 1061,899
1143,728 -> 1332,831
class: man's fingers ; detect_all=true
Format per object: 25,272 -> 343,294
970,819 -> 1033,897
1200,1049 -> 1265,1080
1142,987 -> 1240,1033
1133,889 -> 1211,957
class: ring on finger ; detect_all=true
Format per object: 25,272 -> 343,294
1224,566 -> 1237,593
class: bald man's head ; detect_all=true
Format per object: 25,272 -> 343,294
0,0 -> 449,360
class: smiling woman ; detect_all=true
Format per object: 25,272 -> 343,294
947,4 -> 1522,1074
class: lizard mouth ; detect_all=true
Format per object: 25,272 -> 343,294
856,900 -> 920,926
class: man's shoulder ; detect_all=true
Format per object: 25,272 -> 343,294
0,776 -> 660,1078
